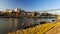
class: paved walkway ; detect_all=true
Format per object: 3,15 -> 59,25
45,22 -> 60,34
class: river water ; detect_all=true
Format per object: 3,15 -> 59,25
0,18 -> 57,33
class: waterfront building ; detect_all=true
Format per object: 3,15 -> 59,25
31,11 -> 40,17
26,12 -> 32,17
0,11 -> 4,16
15,8 -> 27,17
14,8 -> 21,12
4,9 -> 12,16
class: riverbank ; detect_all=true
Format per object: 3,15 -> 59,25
7,21 -> 59,34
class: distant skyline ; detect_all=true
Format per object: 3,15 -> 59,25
0,0 -> 60,11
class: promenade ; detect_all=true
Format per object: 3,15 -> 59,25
45,21 -> 60,34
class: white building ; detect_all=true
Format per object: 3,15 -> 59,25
14,8 -> 21,12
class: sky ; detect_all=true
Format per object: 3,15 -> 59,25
0,0 -> 60,11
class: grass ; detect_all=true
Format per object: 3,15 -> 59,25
8,22 -> 58,34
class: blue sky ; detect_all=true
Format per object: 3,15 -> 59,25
0,0 -> 60,11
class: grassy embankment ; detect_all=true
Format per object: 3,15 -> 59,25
7,21 -> 59,34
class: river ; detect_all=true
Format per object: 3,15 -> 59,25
0,18 -> 57,34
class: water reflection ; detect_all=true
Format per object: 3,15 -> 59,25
0,18 -> 57,33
